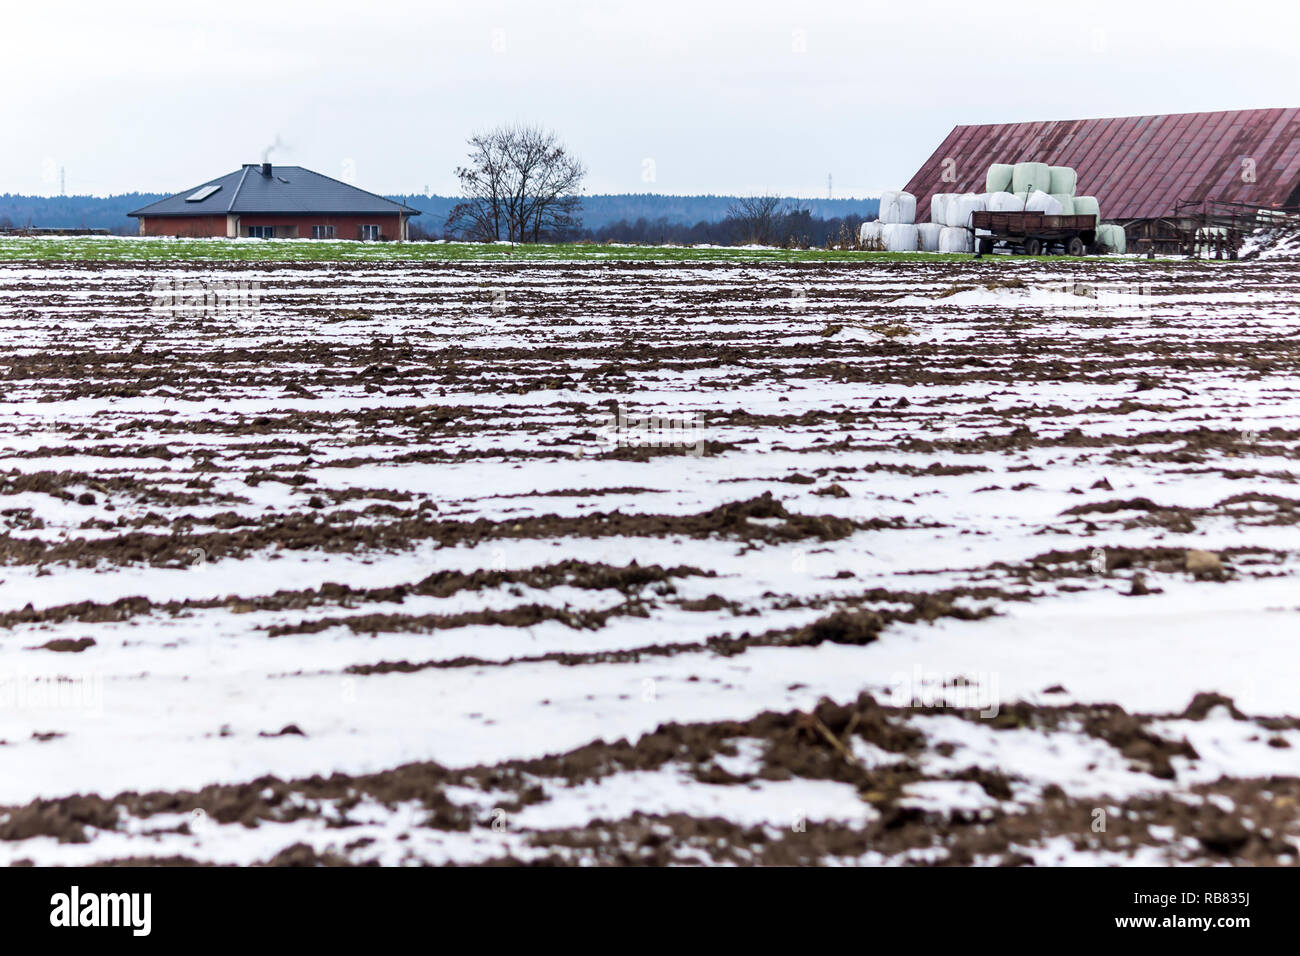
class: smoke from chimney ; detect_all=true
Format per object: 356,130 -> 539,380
262,135 -> 285,163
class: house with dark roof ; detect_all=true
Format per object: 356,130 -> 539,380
128,163 -> 420,240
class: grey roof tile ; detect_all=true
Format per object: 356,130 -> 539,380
128,166 -> 420,217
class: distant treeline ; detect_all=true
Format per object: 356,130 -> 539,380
566,209 -> 873,248
0,194 -> 161,233
0,192 -> 880,244
395,194 -> 879,243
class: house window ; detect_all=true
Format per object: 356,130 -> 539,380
311,225 -> 335,239
248,225 -> 275,238
359,224 -> 380,241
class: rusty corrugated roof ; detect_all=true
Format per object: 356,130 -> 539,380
903,108 -> 1300,221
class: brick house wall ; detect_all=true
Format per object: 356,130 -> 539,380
139,213 -> 410,240
138,215 -> 228,238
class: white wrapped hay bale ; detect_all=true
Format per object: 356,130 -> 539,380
916,222 -> 943,252
1012,162 -> 1052,194
1048,166 -> 1077,195
882,223 -> 919,252
930,193 -> 953,225
878,191 -> 903,224
975,193 -> 995,234
945,193 -> 986,228
1025,190 -> 1064,215
985,164 -> 1014,194
987,191 -> 1023,212
938,226 -> 973,253
877,190 -> 917,224
1095,223 -> 1127,254
899,190 -> 917,224
1109,224 -> 1129,255
1072,196 -> 1100,226
859,220 -> 884,247
1050,194 -> 1075,215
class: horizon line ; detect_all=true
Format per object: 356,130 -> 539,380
2,190 -> 883,202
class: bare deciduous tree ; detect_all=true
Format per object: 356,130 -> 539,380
446,124 -> 586,242
726,195 -> 785,245
445,130 -> 509,241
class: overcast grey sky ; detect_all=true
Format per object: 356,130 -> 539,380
6,0 -> 1299,198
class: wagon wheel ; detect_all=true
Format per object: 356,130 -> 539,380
1067,236 -> 1085,256
1024,238 -> 1042,256
978,237 -> 994,255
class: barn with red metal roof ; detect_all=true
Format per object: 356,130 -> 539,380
904,108 -> 1300,251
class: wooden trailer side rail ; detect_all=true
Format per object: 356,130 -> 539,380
968,211 -> 1099,256
969,212 -> 1098,236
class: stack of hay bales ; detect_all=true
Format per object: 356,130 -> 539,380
930,189 -> 996,223
928,161 -> 1122,253
927,190 -> 982,251
1003,161 -> 1114,250
928,192 -> 984,226
874,161 -> 1127,254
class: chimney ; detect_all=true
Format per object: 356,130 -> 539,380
261,162 -> 272,177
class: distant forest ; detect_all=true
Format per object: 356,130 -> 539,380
0,192 -> 880,246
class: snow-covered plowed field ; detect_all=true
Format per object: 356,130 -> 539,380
2,254 -> 1300,865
